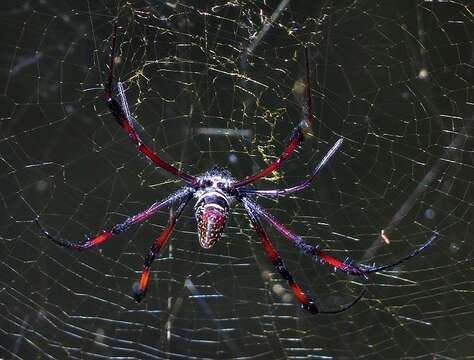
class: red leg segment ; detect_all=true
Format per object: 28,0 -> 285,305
243,197 -> 437,276
243,201 -> 364,314
248,209 -> 319,313
238,138 -> 343,197
133,198 -> 190,302
242,198 -> 365,275
231,48 -> 313,189
35,222 -> 113,251
36,187 -> 193,251
105,23 -> 196,185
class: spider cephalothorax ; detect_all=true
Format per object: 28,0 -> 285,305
36,23 -> 437,314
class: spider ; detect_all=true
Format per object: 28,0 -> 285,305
36,24 -> 437,314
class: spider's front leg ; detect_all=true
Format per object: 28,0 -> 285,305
238,138 -> 343,197
230,47 -> 314,189
104,22 -> 196,185
36,187 -> 194,251
242,198 -> 365,314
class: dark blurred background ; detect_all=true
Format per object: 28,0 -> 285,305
1,0 -> 473,359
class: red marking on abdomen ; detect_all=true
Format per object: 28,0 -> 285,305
196,204 -> 228,249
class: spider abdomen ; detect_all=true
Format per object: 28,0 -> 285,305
194,190 -> 230,249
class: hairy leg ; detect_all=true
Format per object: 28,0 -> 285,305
133,197 -> 190,302
104,23 -> 196,185
238,138 -> 343,197
36,187 -> 194,251
243,199 -> 365,314
231,48 -> 314,189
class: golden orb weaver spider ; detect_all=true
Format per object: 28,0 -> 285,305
36,23 -> 437,314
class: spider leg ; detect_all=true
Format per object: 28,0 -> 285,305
242,199 -> 365,314
117,81 -> 140,131
133,196 -> 190,302
238,138 -> 343,197
241,198 -> 366,275
36,187 -> 194,251
231,48 -> 314,189
104,23 -> 196,185
357,232 -> 438,274
242,198 -> 436,277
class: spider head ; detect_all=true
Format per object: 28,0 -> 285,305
194,196 -> 229,249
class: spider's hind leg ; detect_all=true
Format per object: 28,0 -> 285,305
244,197 -> 438,278
356,232 -> 439,274
242,199 -> 364,314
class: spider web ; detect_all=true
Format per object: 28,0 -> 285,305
1,0 -> 473,358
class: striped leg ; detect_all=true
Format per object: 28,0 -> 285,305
105,22 -> 196,185
243,199 -> 365,314
238,138 -> 343,197
231,48 -> 314,189
133,197 -> 190,302
36,187 -> 193,251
